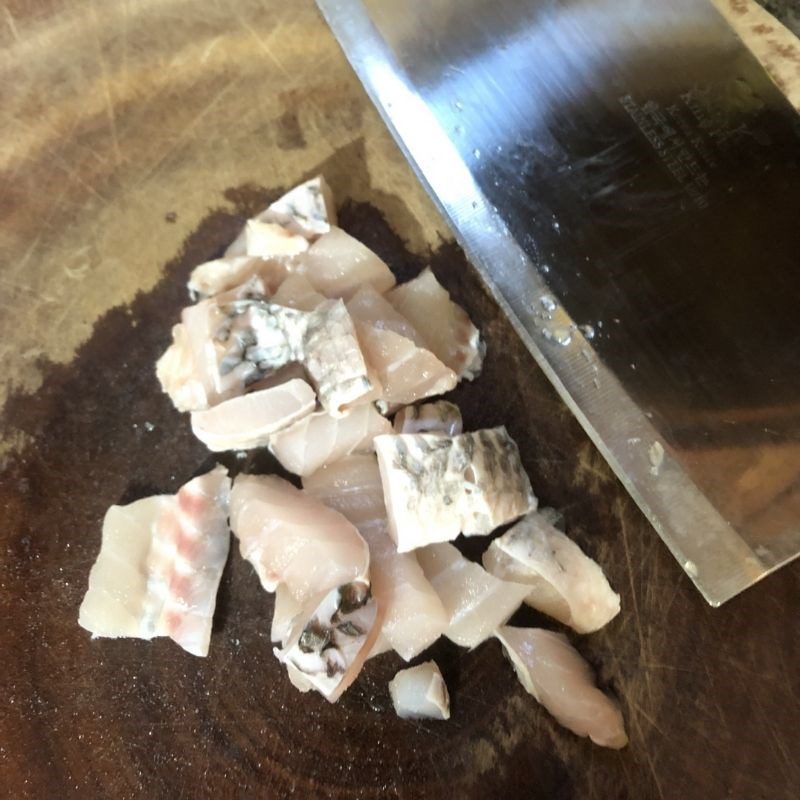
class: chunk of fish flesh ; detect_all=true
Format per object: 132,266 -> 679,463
302,454 -> 387,530
244,220 -> 310,258
354,324 -> 457,407
345,286 -> 457,406
389,661 -> 450,720
271,584 -> 303,644
225,176 -> 335,257
270,405 -> 391,477
362,522 -> 448,660
393,400 -> 463,436
229,474 -> 369,603
271,273 -> 326,311
211,297 -> 372,416
264,175 -> 336,238
190,378 -> 316,452
304,456 -> 447,660
387,268 -> 484,380
417,543 -> 530,648
156,279 -> 279,412
495,626 -> 627,749
374,427 -> 537,552
346,285 -> 425,346
301,227 -> 396,299
156,299 -> 230,412
275,579 -> 382,702
482,512 -> 620,634
187,255 -> 289,300
302,299 -> 374,414
78,465 -> 231,657
243,362 -> 308,395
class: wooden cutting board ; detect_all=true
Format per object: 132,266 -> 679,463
1,2 -> 798,798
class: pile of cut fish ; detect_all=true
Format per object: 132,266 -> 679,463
78,177 -> 627,749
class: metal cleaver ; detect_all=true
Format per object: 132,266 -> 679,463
316,0 -> 800,605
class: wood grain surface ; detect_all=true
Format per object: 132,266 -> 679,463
1,2 -> 799,798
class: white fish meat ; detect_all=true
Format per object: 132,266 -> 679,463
271,584 -> 303,644
346,285 -> 425,345
271,273 -> 326,311
301,227 -> 396,299
495,626 -> 628,749
263,175 -> 336,238
393,400 -> 463,436
362,522 -> 448,660
389,661 -> 450,720
190,378 -> 316,452
303,456 -> 447,661
302,454 -> 387,531
161,296 -> 372,416
244,220 -> 310,258
346,286 -> 457,406
225,176 -> 336,257
417,543 -> 530,648
275,579 -> 382,702
78,465 -> 231,657
244,362 -> 308,394
187,255 -> 288,300
482,512 -> 620,634
374,427 -> 537,552
229,474 -> 369,603
354,323 -> 457,407
156,299 -> 231,412
302,299 -> 374,414
270,405 -> 391,477
220,298 -> 374,415
156,279 -> 280,412
387,268 -> 484,380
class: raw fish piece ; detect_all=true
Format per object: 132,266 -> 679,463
482,512 -> 620,634
213,297 -> 373,416
78,465 -> 231,657
264,175 -> 336,238
495,627 -> 627,749
244,362 -> 308,394
303,454 -> 387,530
271,584 -> 302,644
355,323 -> 457,406
304,456 -> 447,660
229,474 -> 369,603
389,661 -> 450,720
156,299 -> 231,412
393,400 -> 463,436
375,427 -> 537,552
302,227 -> 396,299
346,285 -> 425,346
271,273 -> 326,311
387,268 -> 484,380
156,279 -> 279,412
270,405 -> 391,477
346,285 -> 455,408
303,299 -> 374,414
275,579 -> 382,702
361,522 -> 448,660
187,255 -> 288,300
226,176 -> 336,256
244,220 -> 310,258
190,379 -> 316,452
417,543 -> 530,648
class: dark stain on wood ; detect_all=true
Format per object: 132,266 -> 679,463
276,108 -> 307,151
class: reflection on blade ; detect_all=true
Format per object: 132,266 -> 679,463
317,0 -> 800,604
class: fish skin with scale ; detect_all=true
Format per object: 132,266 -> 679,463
374,426 -> 537,552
